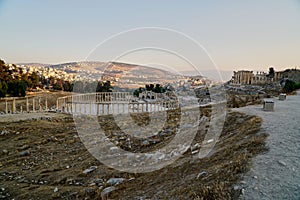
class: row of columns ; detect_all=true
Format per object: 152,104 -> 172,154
3,97 -> 48,114
61,101 -> 179,115
56,92 -> 132,110
56,93 -> 179,116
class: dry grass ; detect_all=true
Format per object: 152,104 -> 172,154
0,110 -> 268,199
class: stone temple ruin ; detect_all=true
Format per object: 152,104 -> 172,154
225,67 -> 299,109
229,68 -> 300,86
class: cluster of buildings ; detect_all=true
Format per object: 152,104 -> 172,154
8,62 -> 216,94
9,64 -> 77,82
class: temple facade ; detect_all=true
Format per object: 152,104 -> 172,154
230,68 -> 299,85
231,71 -> 254,85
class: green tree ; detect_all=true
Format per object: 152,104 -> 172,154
7,80 -> 27,97
133,87 -> 143,97
29,72 -> 41,88
0,59 -> 13,82
268,67 -> 275,79
0,81 -> 8,97
21,73 -> 32,88
145,84 -> 154,91
63,81 -> 73,92
18,81 -> 27,97
96,81 -> 103,92
283,79 -> 300,93
102,81 -> 113,92
96,81 -> 113,92
153,84 -> 163,93
52,83 -> 63,90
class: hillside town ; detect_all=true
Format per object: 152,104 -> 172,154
1,60 -> 214,95
2,59 -> 300,106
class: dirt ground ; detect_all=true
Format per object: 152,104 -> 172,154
0,110 -> 268,200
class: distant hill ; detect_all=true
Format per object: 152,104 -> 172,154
49,61 -> 107,72
181,70 -> 232,82
18,61 -> 196,77
17,63 -> 51,67
47,61 -> 182,78
18,61 -> 210,83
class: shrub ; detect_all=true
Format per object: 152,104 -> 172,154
283,79 -> 300,93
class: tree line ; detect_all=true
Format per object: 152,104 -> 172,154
0,59 -> 41,97
65,80 -> 113,93
133,83 -> 165,97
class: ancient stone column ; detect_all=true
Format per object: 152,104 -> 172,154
12,98 -> 16,113
33,98 -> 35,112
96,103 -> 99,115
39,98 -> 42,112
26,97 -> 29,112
45,98 -> 48,111
5,99 -> 8,114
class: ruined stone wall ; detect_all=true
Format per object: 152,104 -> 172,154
274,69 -> 300,83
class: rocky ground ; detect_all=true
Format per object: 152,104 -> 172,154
225,84 -> 283,108
0,109 -> 268,200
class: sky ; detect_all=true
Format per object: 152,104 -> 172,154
0,0 -> 299,72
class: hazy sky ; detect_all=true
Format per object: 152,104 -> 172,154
0,0 -> 299,72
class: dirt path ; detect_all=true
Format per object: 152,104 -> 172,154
234,91 -> 300,199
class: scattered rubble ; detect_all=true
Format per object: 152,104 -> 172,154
0,111 -> 268,199
53,187 -> 58,193
101,186 -> 116,198
196,171 -> 208,179
278,160 -> 287,166
106,178 -> 125,186
82,166 -> 97,174
19,150 -> 30,157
